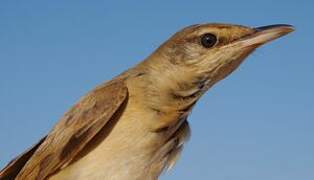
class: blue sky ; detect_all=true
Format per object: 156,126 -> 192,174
0,1 -> 313,179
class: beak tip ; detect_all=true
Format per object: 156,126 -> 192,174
285,24 -> 295,33
279,24 -> 295,34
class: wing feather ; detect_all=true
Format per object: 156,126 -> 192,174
0,137 -> 46,180
1,80 -> 128,180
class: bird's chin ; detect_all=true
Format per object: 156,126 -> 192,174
225,24 -> 294,49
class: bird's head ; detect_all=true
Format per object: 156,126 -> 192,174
136,23 -> 294,111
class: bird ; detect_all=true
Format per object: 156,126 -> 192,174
0,23 -> 294,180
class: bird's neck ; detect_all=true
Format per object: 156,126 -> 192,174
124,57 -> 200,131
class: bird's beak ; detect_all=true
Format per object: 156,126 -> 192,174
227,24 -> 294,48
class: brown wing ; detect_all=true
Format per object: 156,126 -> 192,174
0,137 -> 46,180
4,80 -> 128,180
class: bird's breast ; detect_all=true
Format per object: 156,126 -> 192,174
49,96 -> 189,180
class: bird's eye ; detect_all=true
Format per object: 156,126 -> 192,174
200,33 -> 217,48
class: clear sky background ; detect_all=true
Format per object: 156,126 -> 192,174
0,1 -> 313,179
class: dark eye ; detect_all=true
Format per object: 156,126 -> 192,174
200,33 -> 217,48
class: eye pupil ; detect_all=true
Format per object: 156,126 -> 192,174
201,33 -> 217,48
